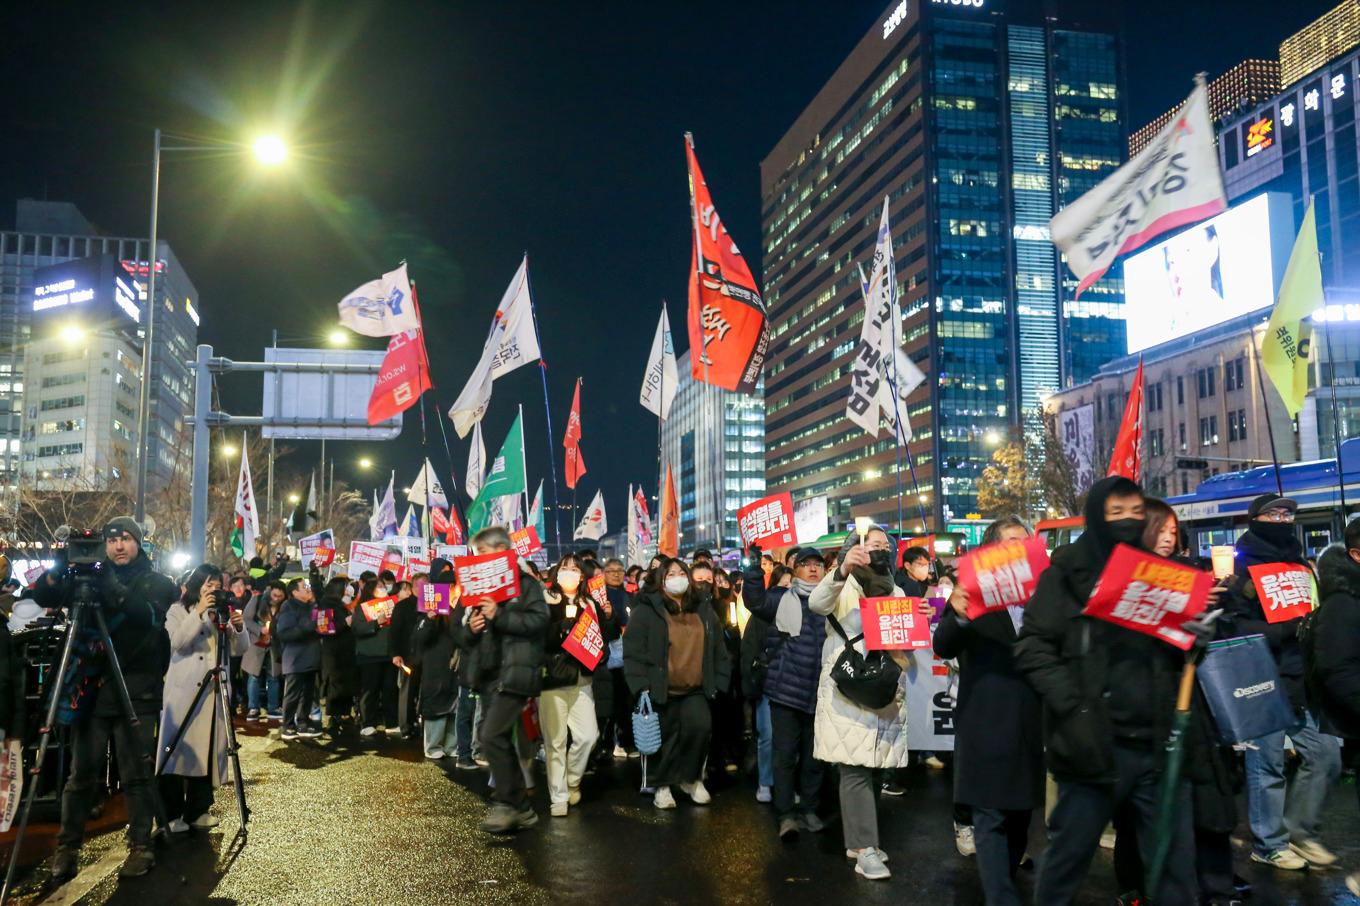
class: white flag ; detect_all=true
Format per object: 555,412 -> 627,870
232,436 -> 259,560
574,490 -> 608,541
449,344 -> 496,439
488,256 -> 541,379
399,504 -> 419,538
337,263 -> 421,337
627,484 -> 640,567
465,422 -> 486,500
375,475 -> 398,539
368,489 -> 382,540
639,305 -> 679,419
406,458 -> 449,509
487,493 -> 522,530
528,479 -> 545,536
1051,78 -> 1226,297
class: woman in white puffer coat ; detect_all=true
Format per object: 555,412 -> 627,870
808,525 -> 917,882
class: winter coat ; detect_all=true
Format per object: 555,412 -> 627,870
1221,526 -> 1311,710
98,554 -> 178,715
353,593 -> 396,663
623,591 -> 731,705
451,568 -> 549,697
541,591 -> 601,691
240,593 -> 279,677
389,595 -> 420,660
592,584 -> 629,718
156,602 -> 247,782
413,614 -> 459,717
316,591 -> 355,701
807,572 -> 910,769
933,608 -> 1044,811
740,610 -> 773,700
745,582 -> 826,715
275,597 -> 321,675
1313,545 -> 1360,738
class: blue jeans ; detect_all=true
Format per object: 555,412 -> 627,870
454,685 -> 478,760
1245,707 -> 1342,855
248,671 -> 281,713
754,696 -> 774,789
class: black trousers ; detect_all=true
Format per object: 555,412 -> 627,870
610,670 -> 634,751
159,773 -> 214,822
654,692 -> 710,788
1036,742 -> 1197,905
1196,827 -> 1235,901
770,702 -> 822,820
972,806 -> 1030,906
479,691 -> 529,807
282,671 -> 317,730
358,660 -> 399,729
708,688 -> 744,770
59,713 -> 159,849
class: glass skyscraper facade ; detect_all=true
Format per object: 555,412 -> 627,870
761,0 -> 1124,527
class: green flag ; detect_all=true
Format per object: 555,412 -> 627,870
467,412 -> 526,531
1261,200 -> 1322,416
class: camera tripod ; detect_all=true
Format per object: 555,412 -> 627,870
0,578 -> 168,904
158,611 -> 249,842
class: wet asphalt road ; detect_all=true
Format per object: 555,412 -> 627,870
8,724 -> 1360,906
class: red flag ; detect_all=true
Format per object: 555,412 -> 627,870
367,328 -> 431,424
659,463 -> 679,557
685,134 -> 768,394
431,507 -> 450,535
445,508 -> 465,545
1107,359 -> 1144,481
564,378 -> 586,489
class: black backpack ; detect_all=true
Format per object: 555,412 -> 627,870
826,613 -> 902,711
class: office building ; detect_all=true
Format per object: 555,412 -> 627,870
659,350 -> 765,552
1129,59 -> 1281,156
761,0 -> 1124,527
0,200 -> 199,511
1281,0 -> 1360,87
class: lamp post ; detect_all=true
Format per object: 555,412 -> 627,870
134,129 -> 288,523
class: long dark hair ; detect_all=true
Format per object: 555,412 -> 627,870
549,555 -> 590,603
650,557 -> 695,613
181,564 -> 223,608
1142,498 -> 1178,553
321,577 -> 349,606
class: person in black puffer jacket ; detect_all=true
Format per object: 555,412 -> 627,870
1221,493 -> 1342,870
743,546 -> 827,841
1315,531 -> 1360,897
1014,477 -> 1199,905
313,574 -> 357,735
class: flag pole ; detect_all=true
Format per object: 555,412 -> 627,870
518,403 -> 531,535
657,302 -> 667,554
1314,227 -> 1349,520
522,256 -> 564,551
409,280 -> 472,542
686,133 -> 722,556
1251,327 -> 1286,495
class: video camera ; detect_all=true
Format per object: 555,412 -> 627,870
31,526 -> 109,612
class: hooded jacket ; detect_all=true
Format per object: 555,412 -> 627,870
1313,545 -> 1360,737
1221,522 -> 1310,710
622,590 -> 731,705
1014,476 -> 1188,783
451,566 -> 549,698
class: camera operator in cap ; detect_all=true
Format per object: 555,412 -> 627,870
49,516 -> 178,882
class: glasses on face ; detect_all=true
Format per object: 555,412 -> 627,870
605,567 -> 624,574
1258,510 -> 1295,523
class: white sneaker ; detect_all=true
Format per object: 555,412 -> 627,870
845,847 -> 890,862
426,749 -> 446,760
1251,848 -> 1308,870
568,788 -> 581,806
1289,839 -> 1337,867
612,745 -> 627,758
385,727 -> 401,736
189,814 -> 219,829
360,726 -> 377,738
954,822 -> 976,857
167,818 -> 190,834
924,755 -> 946,769
1100,829 -> 1117,850
653,786 -> 676,809
854,847 -> 891,880
679,781 -> 711,804
550,802 -> 568,817
756,785 -> 772,803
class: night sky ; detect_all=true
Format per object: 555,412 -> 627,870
0,0 -> 1340,530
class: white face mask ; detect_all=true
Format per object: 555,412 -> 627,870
378,584 -> 391,597
342,589 -> 355,605
664,576 -> 689,596
557,569 -> 582,593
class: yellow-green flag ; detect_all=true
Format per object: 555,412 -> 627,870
1261,201 -> 1322,416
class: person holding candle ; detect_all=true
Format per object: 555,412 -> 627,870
314,575 -> 356,737
242,580 -> 286,722
354,578 -> 404,738
539,556 -> 604,815
413,565 -> 461,760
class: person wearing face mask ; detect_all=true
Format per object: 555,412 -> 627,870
624,558 -> 731,810
692,563 -> 744,777
808,526 -> 917,881
743,546 -> 829,841
538,556 -> 602,816
1221,493 -> 1341,873
1014,476 -> 1199,904
895,546 -> 932,598
242,580 -> 286,722
354,578 -> 405,738
598,559 -> 634,758
314,575 -> 357,737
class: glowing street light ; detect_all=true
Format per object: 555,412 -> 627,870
222,443 -> 238,458
252,135 -> 289,166
327,329 -> 349,346
287,493 -> 301,504
57,323 -> 87,345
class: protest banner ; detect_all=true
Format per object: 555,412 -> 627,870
23,565 -> 46,586
736,492 -> 796,549
793,495 -> 829,544
360,596 -> 395,625
586,574 -> 609,608
511,525 -> 544,559
312,607 -> 337,635
299,529 -> 335,565
905,650 -> 955,752
897,535 -> 936,566
348,541 -> 389,574
1247,562 -> 1316,624
409,557 -> 430,575
1083,543 -> 1212,650
859,597 -> 933,651
420,583 -> 458,617
454,551 -> 521,604
956,536 -> 1050,619
0,738 -> 22,832
561,606 -> 605,671
435,544 -> 470,561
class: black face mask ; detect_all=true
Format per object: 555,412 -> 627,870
1252,521 -> 1297,548
691,581 -> 714,601
1104,518 -> 1146,547
868,549 -> 893,575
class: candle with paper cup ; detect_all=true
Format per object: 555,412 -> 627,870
854,516 -> 874,546
1210,546 -> 1234,580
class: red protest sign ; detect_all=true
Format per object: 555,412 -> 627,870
454,550 -> 522,604
859,597 -> 933,651
1083,544 -> 1212,650
586,574 -> 608,607
313,547 -> 336,567
379,550 -> 407,581
737,492 -> 797,549
420,583 -> 457,617
360,596 -> 395,625
897,536 -> 936,566
561,606 -> 605,670
1248,562 -> 1315,624
957,536 -> 1050,619
511,526 -> 544,558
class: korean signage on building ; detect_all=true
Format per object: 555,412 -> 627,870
30,254 -> 142,332
1243,116 -> 1274,158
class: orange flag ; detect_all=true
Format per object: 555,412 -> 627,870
564,378 -> 586,490
659,463 -> 679,557
1107,359 -> 1144,482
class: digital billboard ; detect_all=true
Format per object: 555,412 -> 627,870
1123,192 -> 1296,354
30,254 -> 142,332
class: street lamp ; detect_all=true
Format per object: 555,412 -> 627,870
327,329 -> 349,346
57,324 -> 87,346
287,493 -> 301,504
358,457 -> 373,470
135,128 -> 289,523
222,443 -> 238,458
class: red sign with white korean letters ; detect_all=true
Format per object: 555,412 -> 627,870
957,536 -> 1050,619
561,605 -> 605,670
454,551 -> 522,604
737,492 -> 796,548
859,597 -> 933,651
1083,544 -> 1212,650
1247,562 -> 1315,624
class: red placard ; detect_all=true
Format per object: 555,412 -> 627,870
586,574 -> 608,607
957,536 -> 1050,619
1082,544 -> 1212,650
360,596 -> 395,625
561,606 -> 605,670
419,583 -> 458,617
737,492 -> 796,549
511,526 -> 544,558
859,597 -> 933,651
1247,562 -> 1315,624
312,546 -> 336,567
379,550 -> 407,582
897,536 -> 936,566
454,551 -> 522,604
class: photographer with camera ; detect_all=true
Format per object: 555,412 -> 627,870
157,564 -> 246,832
50,517 -> 178,882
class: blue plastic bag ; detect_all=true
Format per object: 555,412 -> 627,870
1197,634 -> 1295,744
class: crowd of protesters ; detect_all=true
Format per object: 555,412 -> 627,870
7,483 -> 1360,904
